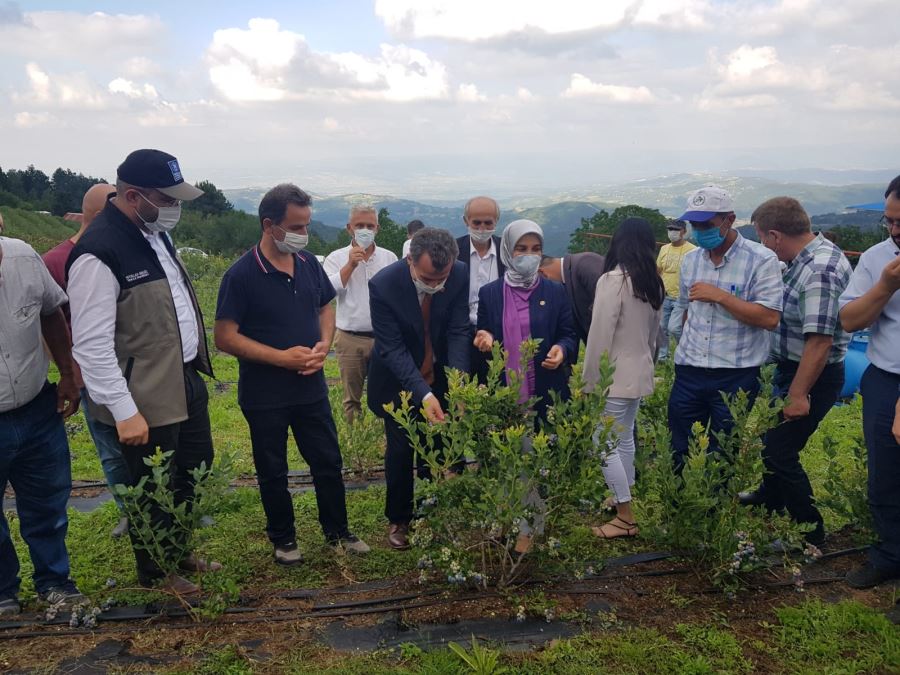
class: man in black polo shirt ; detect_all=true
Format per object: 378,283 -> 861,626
214,183 -> 368,565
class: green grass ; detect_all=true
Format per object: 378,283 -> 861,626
0,205 -> 78,253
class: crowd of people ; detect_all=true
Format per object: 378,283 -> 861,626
1,148 -> 898,621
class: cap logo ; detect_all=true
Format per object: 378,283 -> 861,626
692,194 -> 706,206
168,159 -> 182,182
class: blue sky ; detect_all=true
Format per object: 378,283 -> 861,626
1,1 -> 898,198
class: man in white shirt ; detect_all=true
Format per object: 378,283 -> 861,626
839,175 -> 900,591
455,196 -> 506,382
323,205 -> 397,422
66,149 -> 219,595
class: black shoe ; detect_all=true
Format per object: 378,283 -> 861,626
274,541 -> 303,566
886,602 -> 900,625
845,563 -> 900,589
327,533 -> 371,555
38,581 -> 85,607
738,490 -> 765,506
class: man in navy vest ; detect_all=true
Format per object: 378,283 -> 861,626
67,149 -> 219,595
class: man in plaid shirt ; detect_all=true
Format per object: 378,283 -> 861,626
739,197 -> 852,546
668,186 -> 783,471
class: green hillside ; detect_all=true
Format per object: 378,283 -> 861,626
0,206 -> 79,253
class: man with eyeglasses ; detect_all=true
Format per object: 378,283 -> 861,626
839,175 -> 900,593
456,196 -> 506,381
67,149 -> 220,595
668,185 -> 783,472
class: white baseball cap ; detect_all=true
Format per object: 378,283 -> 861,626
679,185 -> 734,221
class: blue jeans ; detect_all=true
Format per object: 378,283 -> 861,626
0,382 -> 73,599
81,389 -> 130,511
668,364 -> 762,472
659,297 -> 676,359
860,365 -> 900,573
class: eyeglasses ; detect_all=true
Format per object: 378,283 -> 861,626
880,215 -> 900,230
470,219 -> 495,228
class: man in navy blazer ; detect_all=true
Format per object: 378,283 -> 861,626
368,228 -> 471,549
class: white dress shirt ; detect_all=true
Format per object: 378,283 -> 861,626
323,243 -> 397,332
0,237 -> 68,412
68,231 -> 200,423
839,237 -> 900,375
468,238 -> 499,325
402,239 -> 412,258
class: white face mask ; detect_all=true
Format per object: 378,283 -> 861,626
468,227 -> 495,243
510,253 -> 541,278
667,230 -> 683,243
273,226 -> 308,253
412,267 -> 446,295
136,192 -> 181,233
354,229 -> 376,249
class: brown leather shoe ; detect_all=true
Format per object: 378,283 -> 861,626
387,522 -> 410,550
179,553 -> 223,573
157,573 -> 200,596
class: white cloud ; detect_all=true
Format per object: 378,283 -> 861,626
13,63 -> 110,109
457,83 -> 486,102
375,0 -> 711,40
516,87 -> 536,101
13,111 -> 60,128
696,93 -> 779,111
108,78 -> 159,101
0,11 -> 163,62
562,73 -> 658,103
205,19 -> 449,103
322,116 -> 341,132
823,82 -> 900,112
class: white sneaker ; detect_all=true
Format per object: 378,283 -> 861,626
329,534 -> 371,555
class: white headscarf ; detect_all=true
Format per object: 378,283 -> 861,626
501,219 -> 544,288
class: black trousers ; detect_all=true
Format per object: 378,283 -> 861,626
860,364 -> 900,573
759,361 -> 844,539
242,396 -> 348,546
116,365 -> 214,585
383,413 -> 434,524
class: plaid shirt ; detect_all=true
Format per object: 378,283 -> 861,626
674,233 -> 783,369
772,234 -> 852,364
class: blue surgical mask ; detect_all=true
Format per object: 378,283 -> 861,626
510,254 -> 541,278
694,227 -> 726,250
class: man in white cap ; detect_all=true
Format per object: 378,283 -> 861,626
668,185 -> 783,472
67,149 -> 220,594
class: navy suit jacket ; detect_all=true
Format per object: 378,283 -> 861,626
367,259 -> 471,418
476,277 -> 578,418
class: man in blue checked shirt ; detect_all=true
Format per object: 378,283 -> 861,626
738,197 -> 852,547
668,185 -> 783,472
839,175 -> 900,592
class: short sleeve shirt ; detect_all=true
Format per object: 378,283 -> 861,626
216,246 -> 336,409
674,233 -> 783,369
772,234 -> 852,364
838,238 -> 900,375
0,237 -> 68,411
657,241 -> 696,298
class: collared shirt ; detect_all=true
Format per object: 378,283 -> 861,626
0,237 -> 68,412
674,233 -> 783,369
773,233 -> 852,364
216,245 -> 336,409
402,239 -> 412,258
468,238 -> 499,325
68,230 -> 199,423
323,243 -> 397,332
839,238 -> 900,375
657,241 -> 696,298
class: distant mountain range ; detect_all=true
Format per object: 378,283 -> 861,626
224,173 -> 888,256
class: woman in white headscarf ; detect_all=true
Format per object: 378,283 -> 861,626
472,219 -> 577,421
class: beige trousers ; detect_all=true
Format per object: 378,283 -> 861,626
334,329 -> 375,423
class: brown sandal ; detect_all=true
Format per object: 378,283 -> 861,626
592,517 -> 639,539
